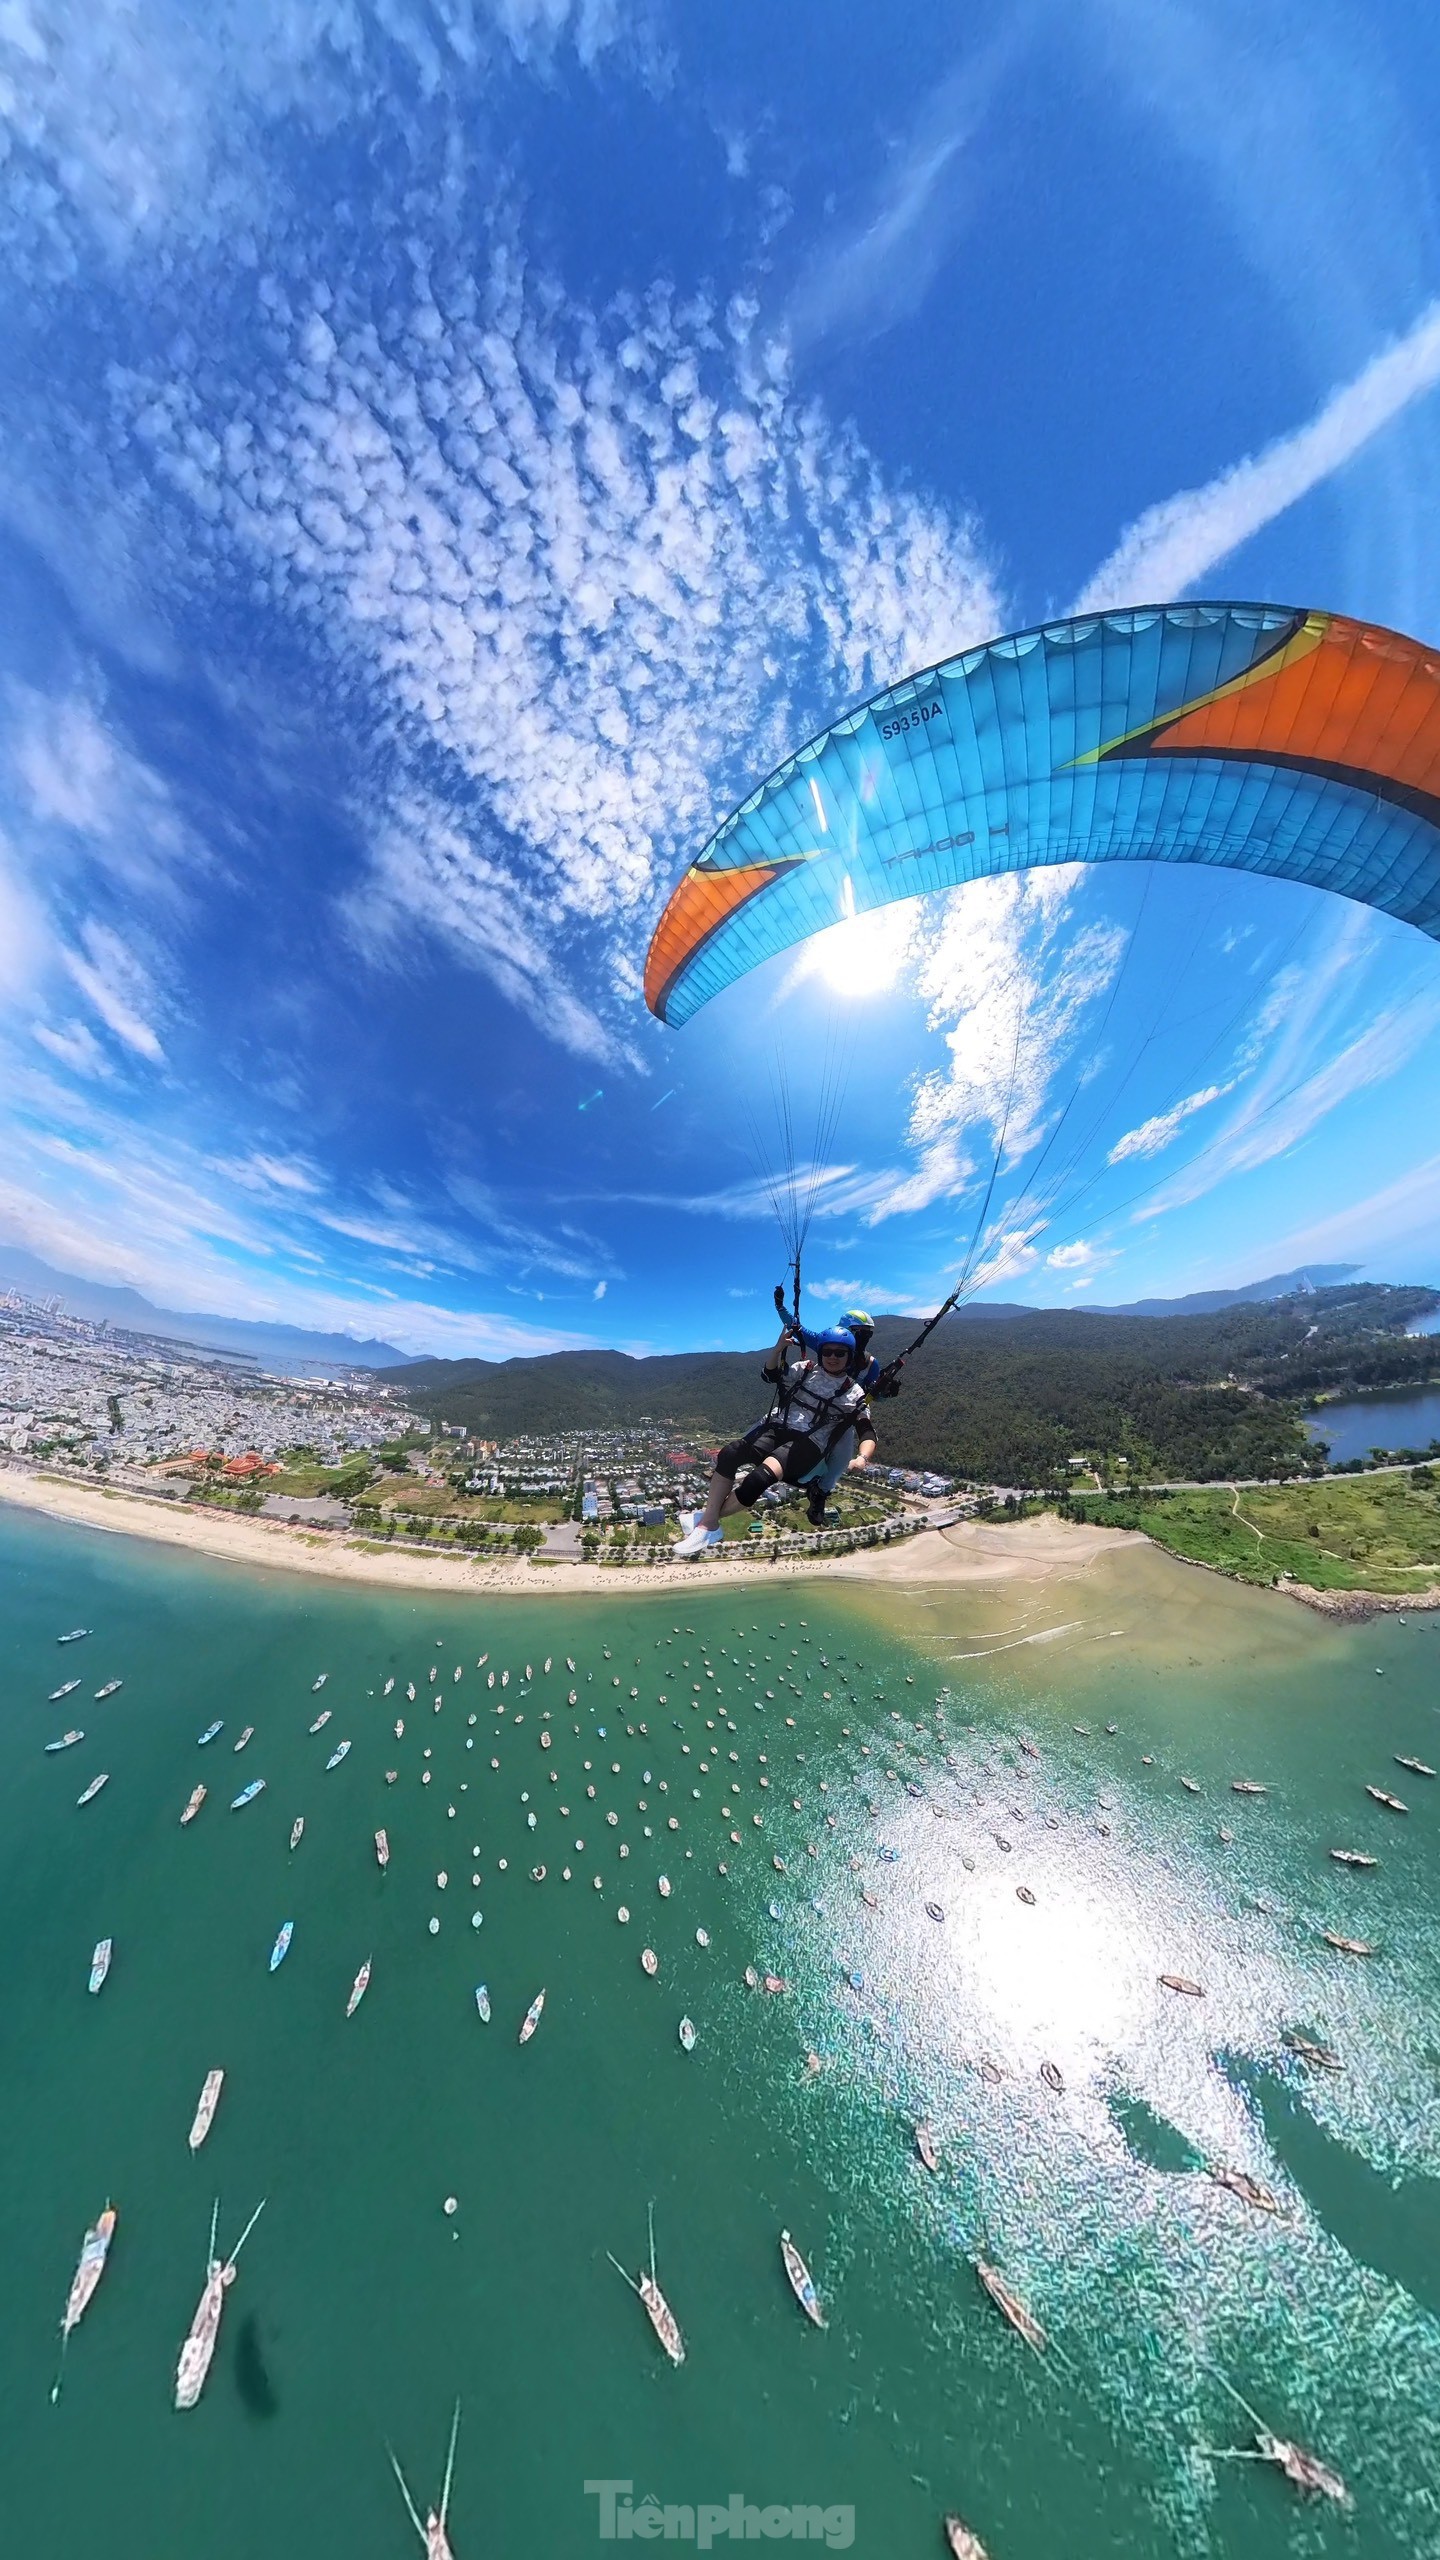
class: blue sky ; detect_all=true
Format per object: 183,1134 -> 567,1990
3,0 -> 1440,1357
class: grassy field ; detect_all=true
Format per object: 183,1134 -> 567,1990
1071,1470 -> 1440,1592
355,1477 -> 566,1525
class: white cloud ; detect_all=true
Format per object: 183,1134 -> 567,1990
788,28 -> 1024,353
32,1017 -> 111,1077
1076,297 -> 1440,610
1046,1240 -> 1096,1269
118,261 -> 1001,1036
593,1277 -> 606,1298
1107,1083 -> 1225,1164
0,1 -> 641,266
1236,1153 -> 1440,1279
61,921 -> 165,1061
864,870 -> 1126,1224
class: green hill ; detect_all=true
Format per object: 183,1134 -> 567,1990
384,1283 -> 1440,1487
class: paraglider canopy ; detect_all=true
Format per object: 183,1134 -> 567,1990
645,602 -> 1440,1026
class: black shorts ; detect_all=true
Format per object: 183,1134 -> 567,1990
715,1424 -> 825,1486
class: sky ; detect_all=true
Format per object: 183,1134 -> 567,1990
3,0 -> 1440,1359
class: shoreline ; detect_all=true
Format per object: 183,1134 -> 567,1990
0,1465 -> 1135,1600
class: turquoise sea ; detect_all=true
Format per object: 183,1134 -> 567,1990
2,1503 -> 1438,2558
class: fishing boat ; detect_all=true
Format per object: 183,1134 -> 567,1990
608,2205 -> 684,2365
925,1900 -> 945,1922
1365,1784 -> 1407,1811
76,1773 -> 109,1807
975,2258 -> 1047,2353
233,1725 -> 254,1752
390,2399 -> 461,2560
1282,2029 -> 1342,2070
657,1875 -> 672,1898
45,1730 -> 84,1752
1230,1780 -> 1267,1795
325,1739 -> 351,1771
346,1958 -> 372,2017
394,1719 -> 404,1738
174,2199 -> 265,2410
1209,2164 -> 1279,2212
1395,1753 -> 1436,1776
383,1677 -> 395,1695
678,2017 -> 696,2052
1203,2372 -> 1350,2507
474,1984 -> 490,2022
779,2229 -> 826,2328
375,1827 -> 390,1870
1321,1929 -> 1375,1955
181,1784 -> 207,1825
290,1816 -> 304,1849
197,1720 -> 223,1745
269,1921 -> 293,1971
49,1678 -> 81,1701
407,1682 -> 416,1702
914,2122 -> 940,2173
311,1674 -> 328,1691
52,2204 -> 117,2395
1329,1847 -> 1377,1867
943,2519 -> 989,2560
94,1681 -> 122,1700
188,2070 -> 224,2151
1039,2060 -> 1064,2092
1016,1886 -> 1036,1907
1180,1777 -> 1201,1795
231,1778 -> 266,1809
88,1938 -> 112,1994
57,1628 -> 91,1644
308,1708 -> 332,1733
1160,1974 -> 1204,1996
518,1988 -> 546,2043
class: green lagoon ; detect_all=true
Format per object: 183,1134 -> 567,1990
2,1503 -> 1438,2558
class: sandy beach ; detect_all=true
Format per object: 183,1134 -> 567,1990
0,1463 -> 1136,1599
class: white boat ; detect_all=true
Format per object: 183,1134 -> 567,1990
231,1778 -> 266,1809
49,1678 -> 81,1701
311,1674 -> 328,1692
88,1938 -> 112,1995
174,2199 -> 265,2409
181,1784 -> 207,1825
383,1677 -> 395,1695
390,2400 -> 461,2560
309,1709 -> 332,1733
407,1682 -> 416,1701
188,2069 -> 224,2151
346,1959 -> 372,2017
325,1739 -> 351,1771
269,1921 -> 293,1970
94,1681 -> 122,1700
394,1719 -> 404,1738
518,1988 -> 546,2044
57,1629 -> 91,1644
608,2206 -> 684,2365
197,1720 -> 223,1745
290,1816 -> 304,1849
375,1828 -> 390,1870
474,1984 -> 491,2022
53,2203 -> 117,2395
45,1730 -> 84,1753
233,1725 -> 254,1752
76,1773 -> 109,1807
779,2229 -> 826,2328
678,2017 -> 696,2052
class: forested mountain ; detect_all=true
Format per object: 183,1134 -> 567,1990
385,1283 -> 1440,1486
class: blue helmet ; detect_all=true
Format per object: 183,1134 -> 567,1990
817,1325 -> 856,1353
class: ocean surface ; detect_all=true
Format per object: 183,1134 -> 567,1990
2,1505 -> 1439,2559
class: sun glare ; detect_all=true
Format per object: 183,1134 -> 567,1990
809,901 -> 918,999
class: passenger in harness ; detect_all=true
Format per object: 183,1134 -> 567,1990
780,1306 -> 898,1523
673,1324 -> 877,1557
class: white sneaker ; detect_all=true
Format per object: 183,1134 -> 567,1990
673,1524 -> 721,1558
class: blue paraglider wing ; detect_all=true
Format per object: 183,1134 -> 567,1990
645,604 -> 1440,1024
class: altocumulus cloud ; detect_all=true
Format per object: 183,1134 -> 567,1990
114,259 -> 1001,1046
